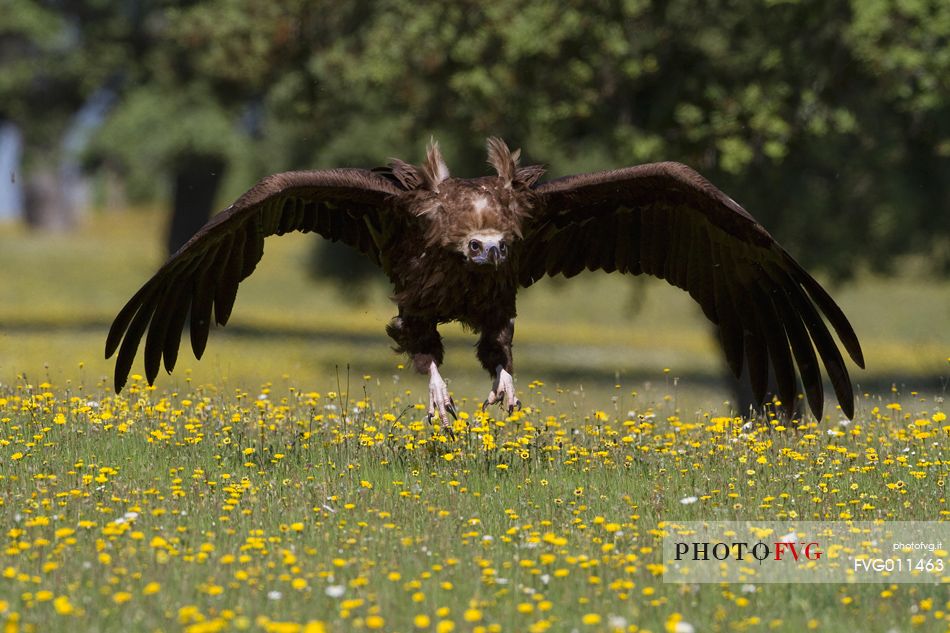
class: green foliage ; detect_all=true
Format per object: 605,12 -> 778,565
91,85 -> 250,201
4,0 -> 950,275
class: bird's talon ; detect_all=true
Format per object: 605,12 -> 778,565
428,362 -> 456,427
486,367 -> 518,417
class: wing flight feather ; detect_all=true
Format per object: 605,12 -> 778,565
524,162 -> 864,419
106,169 -> 401,392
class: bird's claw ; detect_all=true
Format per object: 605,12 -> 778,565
427,399 -> 458,423
482,367 -> 520,416
427,363 -> 456,428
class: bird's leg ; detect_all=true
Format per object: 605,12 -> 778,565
426,361 -> 456,428
485,365 -> 519,414
477,318 -> 520,414
386,314 -> 457,427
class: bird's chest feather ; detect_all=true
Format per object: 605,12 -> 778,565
391,250 -> 516,328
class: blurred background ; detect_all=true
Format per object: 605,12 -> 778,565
0,0 -> 947,414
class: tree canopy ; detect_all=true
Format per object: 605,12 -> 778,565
3,0 -> 948,276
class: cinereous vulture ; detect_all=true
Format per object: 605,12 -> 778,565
107,138 -> 864,424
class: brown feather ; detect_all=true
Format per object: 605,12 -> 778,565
144,281 -> 183,384
421,141 -> 450,191
108,140 -> 862,426
525,160 -> 862,419
107,169 -> 399,390
709,252 -> 744,378
762,262 -> 824,417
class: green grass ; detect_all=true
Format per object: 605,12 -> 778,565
0,375 -> 946,632
0,209 -> 947,632
0,209 -> 947,405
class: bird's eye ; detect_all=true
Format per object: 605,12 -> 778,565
499,242 -> 507,254
469,240 -> 482,252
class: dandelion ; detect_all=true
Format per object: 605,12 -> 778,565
463,608 -> 482,622
581,613 -> 602,625
414,614 -> 432,629
143,582 -> 161,595
52,595 -> 73,615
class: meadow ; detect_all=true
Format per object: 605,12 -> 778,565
0,210 -> 947,632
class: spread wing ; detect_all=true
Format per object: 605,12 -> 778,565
106,168 -> 402,392
521,162 -> 865,419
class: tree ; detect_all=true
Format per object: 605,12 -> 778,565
21,0 -> 941,412
0,1 -> 127,229
264,0 -> 949,414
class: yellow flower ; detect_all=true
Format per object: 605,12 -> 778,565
143,582 -> 161,595
463,609 -> 482,622
53,595 -> 73,615
112,591 -> 132,604
365,615 -> 385,630
581,613 -> 602,625
414,614 -> 431,629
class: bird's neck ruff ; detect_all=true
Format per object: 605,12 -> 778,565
390,137 -> 544,252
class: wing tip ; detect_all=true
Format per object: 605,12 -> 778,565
840,398 -> 856,420
113,371 -> 127,394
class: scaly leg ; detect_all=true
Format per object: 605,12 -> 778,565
477,318 -> 521,414
387,314 -> 457,427
426,361 -> 457,427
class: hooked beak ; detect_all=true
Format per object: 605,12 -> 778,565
467,236 -> 507,267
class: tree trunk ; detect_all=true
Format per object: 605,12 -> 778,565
23,165 -> 80,231
167,153 -> 227,255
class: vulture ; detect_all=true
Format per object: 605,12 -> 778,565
106,138 -> 864,424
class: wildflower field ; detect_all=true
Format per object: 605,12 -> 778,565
0,212 -> 947,632
0,372 -> 947,633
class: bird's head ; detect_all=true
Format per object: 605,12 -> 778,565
403,138 -> 545,269
461,229 -> 509,267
